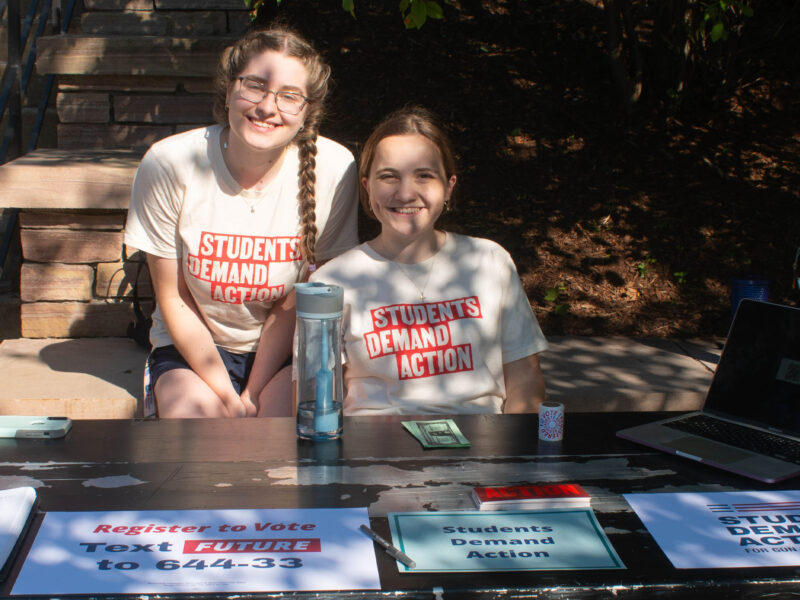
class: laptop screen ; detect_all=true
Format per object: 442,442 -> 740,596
704,300 -> 800,436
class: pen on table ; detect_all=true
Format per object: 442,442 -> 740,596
359,524 -> 416,568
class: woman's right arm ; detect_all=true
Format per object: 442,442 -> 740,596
147,254 -> 248,417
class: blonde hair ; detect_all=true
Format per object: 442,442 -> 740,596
214,26 -> 331,265
358,105 -> 457,219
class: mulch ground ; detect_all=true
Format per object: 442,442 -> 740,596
263,0 -> 800,338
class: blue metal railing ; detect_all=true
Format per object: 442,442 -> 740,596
0,208 -> 16,279
1,0 -> 76,162
27,0 -> 75,154
0,0 -> 43,162
0,0 -> 76,279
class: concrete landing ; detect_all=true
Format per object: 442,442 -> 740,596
542,336 -> 721,412
0,335 -> 722,418
0,337 -> 147,418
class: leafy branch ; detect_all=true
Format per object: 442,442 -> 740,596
698,0 -> 754,43
243,0 -> 450,29
636,255 -> 657,278
544,284 -> 570,316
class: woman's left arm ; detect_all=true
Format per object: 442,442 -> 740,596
243,145 -> 359,415
241,291 -> 296,415
503,354 -> 546,413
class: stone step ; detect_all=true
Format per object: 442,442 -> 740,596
20,301 -> 136,338
36,35 -> 233,76
0,337 -> 147,418
80,10 -> 231,36
0,151 -> 148,339
0,148 -> 140,209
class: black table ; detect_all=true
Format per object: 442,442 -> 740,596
1,412 -> 799,599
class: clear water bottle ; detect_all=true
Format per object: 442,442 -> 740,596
295,282 -> 343,441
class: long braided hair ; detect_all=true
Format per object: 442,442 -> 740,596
213,26 -> 331,266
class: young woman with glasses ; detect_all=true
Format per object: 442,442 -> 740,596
125,27 -> 358,418
309,106 -> 547,415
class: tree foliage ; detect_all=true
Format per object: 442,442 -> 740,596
243,0 -> 450,29
243,0 -> 761,115
603,0 -> 757,114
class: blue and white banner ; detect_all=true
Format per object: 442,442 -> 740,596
625,490 -> 800,568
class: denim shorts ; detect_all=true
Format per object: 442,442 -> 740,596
148,345 -> 256,395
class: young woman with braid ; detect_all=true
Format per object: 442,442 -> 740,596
124,27 -> 359,417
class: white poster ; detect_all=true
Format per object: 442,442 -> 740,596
624,490 -> 800,568
12,508 -> 380,594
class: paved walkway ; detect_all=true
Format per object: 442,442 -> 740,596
0,337 -> 146,418
542,336 -> 720,412
0,336 -> 722,418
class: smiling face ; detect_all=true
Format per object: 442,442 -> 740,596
225,49 -> 309,155
363,134 -> 457,247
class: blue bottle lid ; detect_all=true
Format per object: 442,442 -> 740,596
295,282 -> 343,319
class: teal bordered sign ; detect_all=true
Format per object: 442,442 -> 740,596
388,509 -> 624,572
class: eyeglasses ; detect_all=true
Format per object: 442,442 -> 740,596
235,76 -> 309,115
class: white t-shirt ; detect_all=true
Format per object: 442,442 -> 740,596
125,125 -> 359,353
310,233 -> 549,415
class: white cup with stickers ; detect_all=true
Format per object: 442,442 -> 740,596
538,401 -> 564,442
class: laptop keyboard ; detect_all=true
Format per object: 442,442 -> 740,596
664,414 -> 800,464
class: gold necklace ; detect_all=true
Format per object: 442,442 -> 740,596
220,131 -> 257,212
394,247 -> 441,301
220,128 -> 283,211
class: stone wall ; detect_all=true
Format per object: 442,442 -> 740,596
51,0 -> 251,150
18,210 -> 152,337
0,148 -> 143,338
2,1 -> 253,338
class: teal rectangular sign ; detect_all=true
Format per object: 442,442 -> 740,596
388,509 -> 624,572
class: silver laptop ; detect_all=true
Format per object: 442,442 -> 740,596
617,299 -> 800,483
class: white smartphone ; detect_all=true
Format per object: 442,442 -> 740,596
0,416 -> 72,439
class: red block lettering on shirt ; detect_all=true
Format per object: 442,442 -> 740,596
187,232 -> 300,304
370,297 -> 481,330
395,343 -> 473,380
